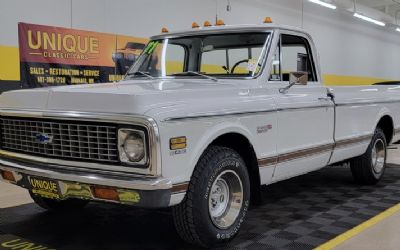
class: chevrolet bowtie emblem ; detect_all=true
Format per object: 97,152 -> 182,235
35,133 -> 54,144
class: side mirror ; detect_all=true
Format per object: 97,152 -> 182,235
290,71 -> 308,85
279,71 -> 308,94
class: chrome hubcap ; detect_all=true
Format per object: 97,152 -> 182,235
371,139 -> 385,174
208,170 -> 243,229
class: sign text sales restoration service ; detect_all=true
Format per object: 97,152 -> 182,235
18,22 -> 147,87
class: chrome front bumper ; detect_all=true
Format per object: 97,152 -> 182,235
0,155 -> 174,208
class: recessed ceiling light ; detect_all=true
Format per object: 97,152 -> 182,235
353,13 -> 386,27
308,0 -> 337,10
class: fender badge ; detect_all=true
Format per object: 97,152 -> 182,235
257,124 -> 272,134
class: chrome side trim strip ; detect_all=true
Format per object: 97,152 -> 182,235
258,143 -> 334,168
257,134 -> 372,168
0,109 -> 161,177
336,100 -> 400,107
335,134 -> 372,149
171,182 -> 189,194
163,104 -> 333,122
163,109 -> 276,122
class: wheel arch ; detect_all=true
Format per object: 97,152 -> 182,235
376,115 -> 394,144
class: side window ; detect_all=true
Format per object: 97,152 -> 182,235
269,34 -> 317,82
165,44 -> 186,75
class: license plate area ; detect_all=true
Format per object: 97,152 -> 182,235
28,176 -> 61,199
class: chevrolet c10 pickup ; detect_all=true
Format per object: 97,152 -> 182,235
1,21 -> 399,247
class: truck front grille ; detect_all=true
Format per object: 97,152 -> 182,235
0,117 -> 119,163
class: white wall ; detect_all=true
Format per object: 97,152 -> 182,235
0,0 -> 399,80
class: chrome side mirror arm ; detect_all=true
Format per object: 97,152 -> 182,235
279,81 -> 297,94
279,71 -> 308,94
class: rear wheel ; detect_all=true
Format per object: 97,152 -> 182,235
29,192 -> 89,211
350,128 -> 387,185
172,146 -> 250,248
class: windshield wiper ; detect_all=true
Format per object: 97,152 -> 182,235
126,71 -> 154,79
173,71 -> 218,82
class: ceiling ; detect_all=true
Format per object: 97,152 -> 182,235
357,0 -> 400,22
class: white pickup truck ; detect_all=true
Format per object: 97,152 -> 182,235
0,23 -> 399,247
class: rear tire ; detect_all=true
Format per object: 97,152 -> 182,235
172,146 -> 250,248
350,128 -> 387,185
29,192 -> 88,211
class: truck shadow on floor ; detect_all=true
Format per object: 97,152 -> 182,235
1,165 -> 400,250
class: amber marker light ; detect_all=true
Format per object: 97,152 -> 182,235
263,17 -> 273,23
161,27 -> 169,33
215,19 -> 225,26
92,186 -> 119,201
170,136 -> 187,150
204,21 -> 212,27
1,170 -> 16,182
192,22 -> 200,28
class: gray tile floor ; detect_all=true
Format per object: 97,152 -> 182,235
1,162 -> 400,249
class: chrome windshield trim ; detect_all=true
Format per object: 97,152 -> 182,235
0,109 -> 161,177
130,30 -> 273,81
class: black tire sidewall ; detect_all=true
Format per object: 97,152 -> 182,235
192,148 -> 250,245
369,130 -> 387,180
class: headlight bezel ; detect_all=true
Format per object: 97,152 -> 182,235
118,128 -> 149,167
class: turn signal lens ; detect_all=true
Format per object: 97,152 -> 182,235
204,21 -> 212,27
215,19 -> 225,26
192,22 -> 200,28
161,27 -> 169,33
170,136 -> 187,150
263,17 -> 273,23
1,170 -> 16,182
92,186 -> 119,201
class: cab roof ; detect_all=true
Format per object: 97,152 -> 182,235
150,23 -> 310,40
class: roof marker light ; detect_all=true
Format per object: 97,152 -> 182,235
204,21 -> 212,27
215,19 -> 225,26
161,27 -> 169,33
263,17 -> 273,23
308,0 -> 337,10
353,13 -> 386,27
192,22 -> 200,28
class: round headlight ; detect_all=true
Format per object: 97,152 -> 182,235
123,133 -> 145,162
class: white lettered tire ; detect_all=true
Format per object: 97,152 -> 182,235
172,146 -> 250,247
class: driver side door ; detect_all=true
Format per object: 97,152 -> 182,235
269,32 -> 335,181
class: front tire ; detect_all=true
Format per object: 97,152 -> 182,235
350,128 -> 387,185
172,146 -> 250,248
29,192 -> 89,212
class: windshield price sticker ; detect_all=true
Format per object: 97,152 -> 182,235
247,59 -> 258,72
144,41 -> 159,54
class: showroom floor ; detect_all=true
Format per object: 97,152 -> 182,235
1,148 -> 400,250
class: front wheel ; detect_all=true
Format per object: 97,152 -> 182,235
350,128 -> 387,185
172,146 -> 250,248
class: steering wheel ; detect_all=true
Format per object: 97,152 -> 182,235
230,59 -> 261,74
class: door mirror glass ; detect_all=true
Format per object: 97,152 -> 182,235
289,71 -> 308,85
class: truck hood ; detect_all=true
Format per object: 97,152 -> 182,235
0,79 -> 263,121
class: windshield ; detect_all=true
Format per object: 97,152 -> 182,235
125,32 -> 270,80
